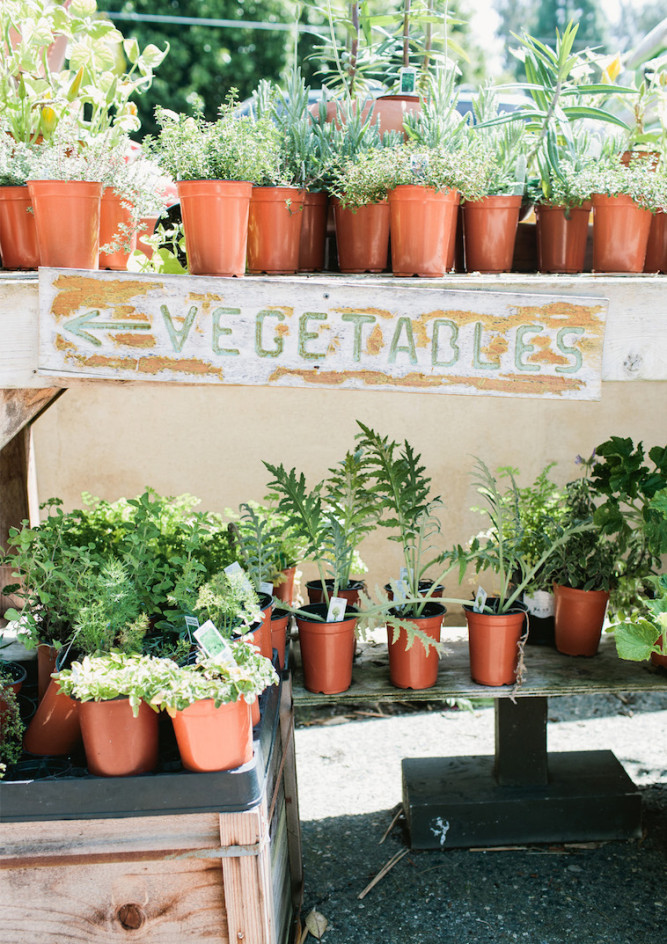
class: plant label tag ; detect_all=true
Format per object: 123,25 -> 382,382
394,579 -> 408,602
399,66 -> 417,94
184,615 -> 200,641
225,561 -> 255,593
260,581 -> 274,596
473,586 -> 488,613
194,620 -> 233,660
399,567 -> 410,582
326,596 -> 347,623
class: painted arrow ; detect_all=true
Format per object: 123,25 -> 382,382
63,309 -> 152,347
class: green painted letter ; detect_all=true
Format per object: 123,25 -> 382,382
161,304 -> 198,353
255,309 -> 285,358
472,322 -> 499,370
299,311 -> 327,360
555,327 -> 584,373
431,319 -> 460,367
515,324 -> 542,373
212,307 -> 241,356
389,317 -> 417,364
341,313 -> 376,362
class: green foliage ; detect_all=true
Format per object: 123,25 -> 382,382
576,153 -> 667,211
0,672 -> 24,775
194,570 -> 262,638
227,500 -> 304,591
56,651 -> 168,717
146,95 -> 282,183
610,573 -> 667,662
469,86 -> 527,197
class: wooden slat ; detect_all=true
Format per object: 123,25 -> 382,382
219,805 -> 274,944
0,387 -> 63,452
291,628 -> 667,707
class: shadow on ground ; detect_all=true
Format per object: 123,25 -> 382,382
300,785 -> 666,944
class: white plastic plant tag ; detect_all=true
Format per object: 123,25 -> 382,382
184,614 -> 200,641
225,561 -> 255,593
473,585 -> 488,613
259,581 -> 274,596
399,566 -> 410,582
194,620 -> 233,660
326,596 -> 347,623
394,579 -> 408,602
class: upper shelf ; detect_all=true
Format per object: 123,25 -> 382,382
1,270 -> 666,390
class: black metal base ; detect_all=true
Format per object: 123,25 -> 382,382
402,750 -> 642,849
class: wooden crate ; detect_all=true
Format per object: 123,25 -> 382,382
0,677 -> 302,944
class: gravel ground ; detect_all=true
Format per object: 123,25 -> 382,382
294,692 -> 667,944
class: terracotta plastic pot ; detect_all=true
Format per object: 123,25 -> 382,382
295,603 -> 358,694
591,194 -> 652,273
271,609 -> 290,670
644,210 -> 667,273
306,580 -> 364,608
37,643 -> 58,702
363,94 -> 422,137
137,215 -> 159,258
27,179 -> 102,269
553,584 -> 609,657
464,603 -> 527,687
178,179 -> 252,276
389,184 -> 460,277
535,203 -> 591,274
332,197 -> 390,273
0,185 -> 39,268
172,697 -> 253,772
245,694 -> 261,727
241,593 -> 273,660
247,186 -> 305,274
298,191 -> 328,272
387,602 -> 445,690
273,566 -> 296,606
1,660 -> 26,695
462,194 -> 522,273
651,635 -> 667,669
23,677 -> 81,755
99,188 -> 136,270
78,698 -> 158,777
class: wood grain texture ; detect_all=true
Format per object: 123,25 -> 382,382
219,805 -> 274,944
0,387 -> 62,452
291,628 -> 667,707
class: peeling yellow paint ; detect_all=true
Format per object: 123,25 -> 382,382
527,334 -> 569,366
276,323 -> 290,337
365,325 -> 384,356
69,353 -> 224,380
334,306 -> 394,319
51,275 -> 161,320
326,336 -> 341,355
55,335 -> 76,351
110,333 -> 157,348
482,334 -> 508,361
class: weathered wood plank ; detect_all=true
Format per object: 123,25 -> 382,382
0,387 -> 63,452
36,269 -> 608,400
291,628 -> 667,707
219,805 -> 275,944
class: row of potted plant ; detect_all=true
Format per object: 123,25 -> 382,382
1,8 -> 666,277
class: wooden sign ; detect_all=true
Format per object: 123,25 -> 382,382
38,269 -> 608,400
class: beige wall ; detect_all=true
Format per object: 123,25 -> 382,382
32,380 -> 667,618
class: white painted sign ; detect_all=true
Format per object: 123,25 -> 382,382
37,269 -> 608,399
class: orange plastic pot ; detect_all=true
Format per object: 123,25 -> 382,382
332,198 -> 390,273
178,179 -> 252,276
295,603 -> 358,694
362,94 -> 422,137
651,635 -> 667,669
298,191 -> 328,272
273,566 -> 296,605
0,185 -> 39,268
271,609 -> 290,669
27,179 -> 102,269
99,188 -> 136,270
37,643 -> 58,702
387,603 -> 445,690
553,584 -> 609,657
306,580 -> 365,608
389,185 -> 460,277
247,186 -> 305,274
23,677 -> 81,755
591,194 -> 652,272
241,593 -> 273,660
535,203 -> 591,273
464,604 -> 527,687
78,698 -> 158,777
172,697 -> 253,772
463,194 -> 522,273
136,215 -> 159,259
644,210 -> 667,273
245,694 -> 261,727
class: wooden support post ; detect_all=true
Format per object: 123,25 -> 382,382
494,697 -> 548,786
219,806 -> 274,944
279,673 -> 304,916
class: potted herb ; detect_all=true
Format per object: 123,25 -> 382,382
149,642 -> 278,772
610,573 -> 667,668
0,124 -> 40,269
148,95 -> 281,276
0,667 -> 23,779
55,652 -> 164,777
463,88 -> 527,273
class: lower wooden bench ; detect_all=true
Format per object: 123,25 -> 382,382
0,674 -> 303,944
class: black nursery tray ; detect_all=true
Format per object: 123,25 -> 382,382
0,675 -> 283,824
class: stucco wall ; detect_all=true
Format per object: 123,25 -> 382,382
30,379 -> 666,619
